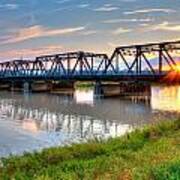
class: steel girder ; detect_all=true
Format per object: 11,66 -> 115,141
109,40 -> 180,74
0,52 -> 109,78
0,40 -> 180,80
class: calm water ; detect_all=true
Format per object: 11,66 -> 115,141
0,85 -> 180,157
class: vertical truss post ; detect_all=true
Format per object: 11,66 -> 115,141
159,44 -> 163,74
133,46 -> 143,74
116,52 -> 119,72
135,46 -> 140,74
104,57 -> 109,74
79,52 -> 83,75
138,47 -> 142,74
90,56 -> 94,73
67,54 -> 70,76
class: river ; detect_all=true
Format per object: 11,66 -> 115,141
0,85 -> 180,157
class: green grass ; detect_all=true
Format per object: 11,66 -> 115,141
0,119 -> 179,180
75,82 -> 94,89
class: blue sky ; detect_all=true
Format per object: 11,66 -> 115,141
0,0 -> 180,60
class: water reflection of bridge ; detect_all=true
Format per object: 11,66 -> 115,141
0,92 -> 153,139
0,102 -> 133,139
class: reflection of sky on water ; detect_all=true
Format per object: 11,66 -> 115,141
0,86 -> 180,157
74,90 -> 94,105
151,85 -> 180,112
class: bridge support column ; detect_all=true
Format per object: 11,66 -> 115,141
50,81 -> 75,95
23,82 -> 30,93
94,81 -> 104,97
0,82 -> 10,90
10,81 -> 31,92
31,81 -> 51,92
94,82 -> 151,98
10,82 -> 15,91
99,82 -> 121,97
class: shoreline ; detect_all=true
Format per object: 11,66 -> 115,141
0,119 -> 179,179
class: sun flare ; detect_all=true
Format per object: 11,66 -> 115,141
163,64 -> 180,83
174,65 -> 180,73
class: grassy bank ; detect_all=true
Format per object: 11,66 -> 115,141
0,120 -> 179,180
75,82 -> 94,89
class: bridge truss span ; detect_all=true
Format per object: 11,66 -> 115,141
110,40 -> 180,75
0,51 -> 112,80
0,40 -> 180,81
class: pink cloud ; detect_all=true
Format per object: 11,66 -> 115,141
1,25 -> 85,44
0,45 -> 64,60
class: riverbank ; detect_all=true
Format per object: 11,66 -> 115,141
0,119 -> 179,180
75,82 -> 94,89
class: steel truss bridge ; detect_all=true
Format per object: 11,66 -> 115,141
0,40 -> 180,82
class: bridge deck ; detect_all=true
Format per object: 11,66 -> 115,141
0,71 -> 167,82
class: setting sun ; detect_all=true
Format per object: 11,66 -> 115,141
163,64 -> 180,83
174,65 -> 180,73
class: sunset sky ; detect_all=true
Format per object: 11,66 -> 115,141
0,0 -> 180,60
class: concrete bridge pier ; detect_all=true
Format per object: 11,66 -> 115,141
31,81 -> 51,92
0,83 -> 10,90
10,81 -> 31,92
50,81 -> 75,95
94,81 -> 104,97
10,81 -> 15,91
94,81 -> 151,98
0,80 -> 75,94
94,82 -> 122,97
101,83 -> 122,97
23,82 -> 31,93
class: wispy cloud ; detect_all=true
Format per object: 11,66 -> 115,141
121,0 -> 136,2
113,27 -> 132,34
0,3 -> 19,10
53,3 -> 89,13
148,21 -> 180,31
124,8 -> 176,15
108,42 -> 120,48
103,18 -> 153,24
81,30 -> 97,36
0,45 -> 64,60
94,4 -> 119,12
56,0 -> 72,5
1,25 -> 85,44
77,4 -> 89,8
